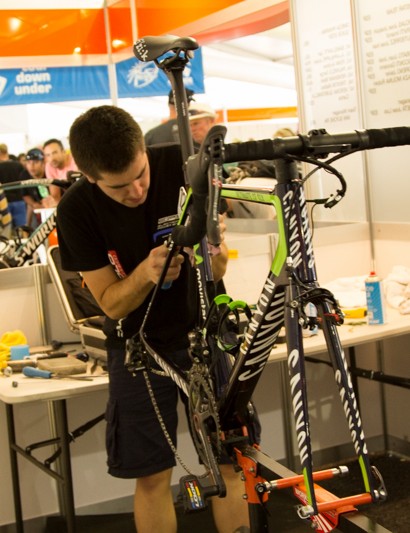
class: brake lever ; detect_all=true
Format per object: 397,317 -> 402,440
206,127 -> 227,246
172,125 -> 227,247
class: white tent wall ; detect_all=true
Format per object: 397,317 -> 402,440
0,106 -> 30,155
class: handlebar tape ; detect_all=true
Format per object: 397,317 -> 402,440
172,193 -> 207,247
172,125 -> 227,247
223,127 -> 410,163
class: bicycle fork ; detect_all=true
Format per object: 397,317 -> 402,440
284,281 -> 387,520
276,155 -> 386,521
317,298 -> 387,502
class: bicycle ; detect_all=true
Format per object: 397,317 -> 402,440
0,174 -> 79,268
128,35 -> 410,532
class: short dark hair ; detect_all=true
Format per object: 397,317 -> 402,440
69,106 -> 145,181
43,138 -> 64,150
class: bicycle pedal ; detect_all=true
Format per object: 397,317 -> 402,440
179,475 -> 214,513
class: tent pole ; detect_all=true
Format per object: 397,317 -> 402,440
103,0 -> 118,106
130,0 -> 139,43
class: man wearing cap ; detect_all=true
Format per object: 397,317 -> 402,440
188,102 -> 217,146
0,143 -> 26,228
21,148 -> 61,227
144,88 -> 195,146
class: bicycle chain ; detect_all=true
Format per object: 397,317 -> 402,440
142,369 -> 197,476
187,366 -> 222,468
143,363 -> 222,476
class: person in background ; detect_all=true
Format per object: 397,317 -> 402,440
43,138 -> 78,181
0,143 -> 26,228
17,153 -> 27,167
273,126 -> 296,138
57,105 -> 255,533
21,148 -> 61,227
144,88 -> 195,146
0,186 -> 12,238
188,102 -> 217,147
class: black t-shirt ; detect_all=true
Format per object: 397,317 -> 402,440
56,144 -> 197,350
0,160 -> 24,202
144,119 -> 180,145
20,169 -> 48,202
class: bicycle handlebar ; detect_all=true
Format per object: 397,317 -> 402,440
1,174 -> 81,192
172,126 -> 410,247
223,127 -> 410,163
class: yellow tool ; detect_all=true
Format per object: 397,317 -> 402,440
342,307 -> 367,319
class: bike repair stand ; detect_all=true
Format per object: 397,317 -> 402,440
235,443 -> 390,533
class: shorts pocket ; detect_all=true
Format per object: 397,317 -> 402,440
105,399 -> 120,469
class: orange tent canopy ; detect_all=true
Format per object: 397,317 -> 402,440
0,0 -> 289,61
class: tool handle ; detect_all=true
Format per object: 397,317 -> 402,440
23,366 -> 52,379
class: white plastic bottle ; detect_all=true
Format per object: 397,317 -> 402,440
365,272 -> 386,325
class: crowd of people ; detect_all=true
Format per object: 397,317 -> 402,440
1,92 -> 297,238
0,139 -> 77,234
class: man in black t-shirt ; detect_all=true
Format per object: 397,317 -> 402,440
57,106 -> 250,533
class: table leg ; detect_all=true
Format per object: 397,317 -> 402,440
5,403 -> 24,533
376,341 -> 389,452
50,399 -> 76,532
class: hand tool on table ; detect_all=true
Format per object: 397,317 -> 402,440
22,366 -> 93,381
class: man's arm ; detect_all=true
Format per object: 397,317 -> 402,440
81,243 -> 184,320
47,184 -> 62,205
211,241 -> 228,282
22,194 -> 42,211
211,214 -> 228,282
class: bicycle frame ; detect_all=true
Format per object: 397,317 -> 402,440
0,177 -> 75,268
131,35 -> 410,532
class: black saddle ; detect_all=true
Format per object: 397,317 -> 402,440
134,35 -> 198,62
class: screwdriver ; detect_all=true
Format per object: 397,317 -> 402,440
22,366 -> 93,381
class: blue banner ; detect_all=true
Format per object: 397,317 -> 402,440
0,49 -> 204,106
116,48 -> 205,98
0,65 -> 110,106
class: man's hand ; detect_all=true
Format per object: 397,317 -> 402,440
147,244 -> 185,285
81,244 -> 184,320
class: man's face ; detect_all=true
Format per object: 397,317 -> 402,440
189,117 -> 215,144
26,159 -> 45,179
87,151 -> 150,208
43,142 -> 66,169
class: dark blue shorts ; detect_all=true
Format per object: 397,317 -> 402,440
105,346 -> 261,479
105,347 -> 189,479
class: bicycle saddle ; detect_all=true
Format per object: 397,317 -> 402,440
134,35 -> 198,62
